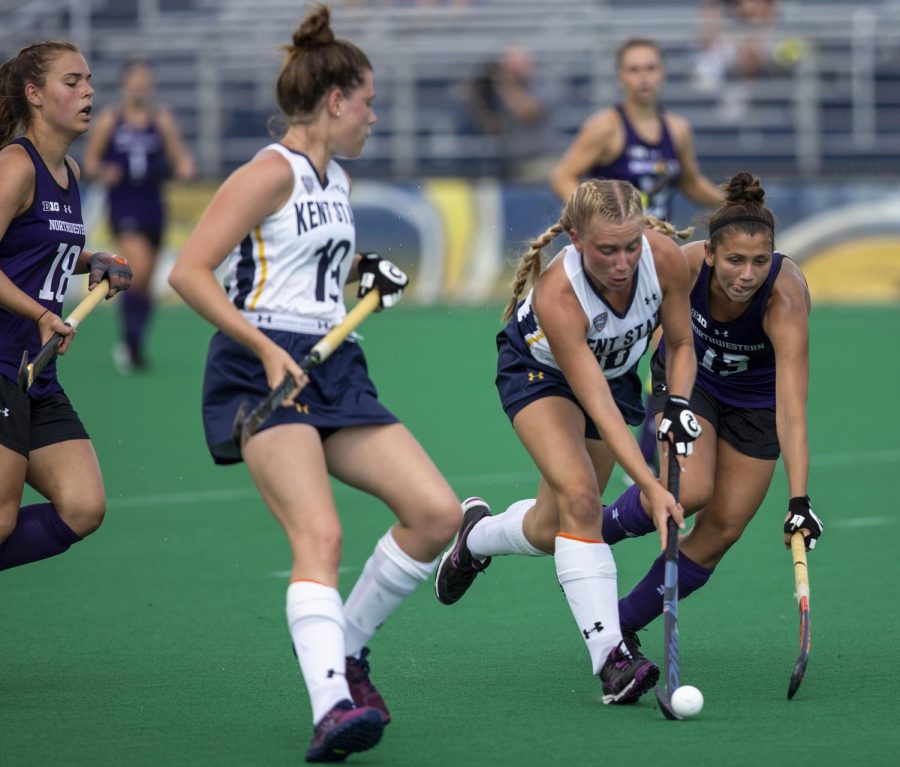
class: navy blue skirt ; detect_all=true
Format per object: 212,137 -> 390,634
495,322 -> 645,440
202,329 -> 398,465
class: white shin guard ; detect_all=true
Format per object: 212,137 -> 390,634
343,530 -> 436,658
286,580 -> 351,723
554,536 -> 623,675
466,499 -> 546,558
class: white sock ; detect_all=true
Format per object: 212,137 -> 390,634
343,530 -> 436,658
466,499 -> 546,558
554,536 -> 623,675
286,580 -> 351,723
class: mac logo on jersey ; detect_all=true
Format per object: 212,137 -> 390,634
592,312 -> 608,333
302,176 -> 315,194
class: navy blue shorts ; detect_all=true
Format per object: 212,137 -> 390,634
495,324 -> 645,441
650,351 -> 779,460
202,329 -> 398,465
109,218 -> 163,251
0,374 -> 89,457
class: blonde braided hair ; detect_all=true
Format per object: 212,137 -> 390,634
502,179 -> 689,322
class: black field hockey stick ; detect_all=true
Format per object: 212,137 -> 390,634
18,279 -> 110,394
231,289 -> 382,452
787,532 -> 811,699
655,448 -> 682,720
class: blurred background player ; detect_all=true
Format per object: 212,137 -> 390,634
168,5 -> 462,763
550,38 -> 722,221
0,41 -> 132,572
435,179 -> 701,706
550,37 -> 723,475
83,58 -> 196,373
600,170 -> 821,656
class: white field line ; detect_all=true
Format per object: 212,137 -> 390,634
106,448 -> 900,511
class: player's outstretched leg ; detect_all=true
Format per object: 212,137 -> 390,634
434,497 -> 492,605
599,641 -> 659,705
305,699 -> 384,763
345,647 -> 390,725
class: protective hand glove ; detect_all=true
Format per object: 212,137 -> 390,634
657,395 -> 702,456
784,496 -> 823,550
88,251 -> 133,296
357,252 -> 408,308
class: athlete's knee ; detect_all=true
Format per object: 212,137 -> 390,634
56,494 -> 106,537
402,489 -> 461,548
0,508 -> 17,543
557,483 -> 602,527
694,515 -> 747,556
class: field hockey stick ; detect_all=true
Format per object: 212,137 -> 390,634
655,448 -> 682,720
17,279 -> 110,394
231,288 -> 382,451
787,531 -> 811,699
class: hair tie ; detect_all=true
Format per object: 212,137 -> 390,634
708,214 -> 773,238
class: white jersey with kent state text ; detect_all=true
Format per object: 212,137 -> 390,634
518,238 -> 662,379
223,143 -> 356,335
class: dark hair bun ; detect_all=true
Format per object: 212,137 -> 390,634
292,5 -> 334,49
723,171 -> 766,206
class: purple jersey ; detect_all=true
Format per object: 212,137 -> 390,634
589,105 -> 681,221
103,112 -> 166,232
0,138 -> 85,398
661,253 -> 784,408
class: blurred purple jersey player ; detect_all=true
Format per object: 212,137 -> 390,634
0,41 -> 131,574
600,171 -> 822,661
84,59 -> 195,373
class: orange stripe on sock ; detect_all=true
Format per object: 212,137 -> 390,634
289,578 -> 329,586
556,532 -> 603,544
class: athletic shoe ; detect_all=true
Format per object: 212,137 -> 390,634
345,647 -> 391,725
434,497 -> 492,605
599,642 -> 660,705
621,625 -> 651,664
305,699 -> 384,763
112,342 -> 149,375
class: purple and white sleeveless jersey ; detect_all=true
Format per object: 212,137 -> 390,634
104,113 -> 166,231
0,138 -> 85,397
589,105 -> 681,221
662,252 -> 784,408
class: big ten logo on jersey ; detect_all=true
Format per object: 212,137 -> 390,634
42,200 -> 74,215
691,307 -> 708,328
294,198 -> 355,234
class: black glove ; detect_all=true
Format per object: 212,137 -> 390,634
357,252 -> 408,308
784,496 -> 823,550
88,251 -> 133,296
657,395 -> 702,456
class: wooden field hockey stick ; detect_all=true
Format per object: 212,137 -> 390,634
787,531 -> 811,699
655,448 -> 683,720
18,279 -> 111,394
231,288 -> 382,452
